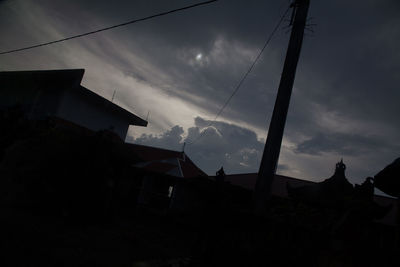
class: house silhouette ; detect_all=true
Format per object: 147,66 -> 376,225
0,69 -> 147,140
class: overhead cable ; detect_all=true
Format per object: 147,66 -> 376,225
0,0 -> 218,55
185,4 -> 292,146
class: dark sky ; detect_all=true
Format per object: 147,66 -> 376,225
1,0 -> 399,189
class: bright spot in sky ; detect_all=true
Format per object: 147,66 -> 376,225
196,53 -> 202,61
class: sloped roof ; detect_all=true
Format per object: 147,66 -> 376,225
126,143 -> 207,178
0,69 -> 147,127
138,161 -> 178,175
221,173 -> 315,198
222,172 -> 398,225
374,157 -> 400,197
78,85 -> 147,127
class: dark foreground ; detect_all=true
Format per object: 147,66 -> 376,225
1,113 -> 399,266
2,205 -> 399,267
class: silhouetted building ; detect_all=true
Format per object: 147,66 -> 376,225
128,143 -> 207,178
121,145 -> 252,214
124,144 -> 208,212
218,161 -> 398,226
0,69 -> 147,140
286,159 -> 354,204
374,157 -> 400,198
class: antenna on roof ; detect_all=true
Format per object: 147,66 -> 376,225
111,90 -> 116,102
182,142 -> 186,161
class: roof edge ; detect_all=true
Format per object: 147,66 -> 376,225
79,85 -> 148,127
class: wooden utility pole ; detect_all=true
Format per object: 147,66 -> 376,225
254,0 -> 310,215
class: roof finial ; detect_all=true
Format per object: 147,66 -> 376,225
335,158 -> 346,175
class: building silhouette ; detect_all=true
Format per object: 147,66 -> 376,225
0,69 -> 147,140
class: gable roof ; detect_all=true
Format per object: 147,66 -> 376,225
0,69 -> 148,127
126,143 -> 207,178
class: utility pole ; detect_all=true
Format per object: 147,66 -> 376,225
254,0 -> 310,215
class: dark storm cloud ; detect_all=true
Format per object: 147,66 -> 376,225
108,0 -> 400,139
295,132 -> 398,156
1,0 -> 399,182
119,0 -> 399,182
10,0 -> 290,124
290,0 -> 400,126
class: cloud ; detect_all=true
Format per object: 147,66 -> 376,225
133,116 -> 266,175
295,132 -> 395,156
1,0 -> 399,188
133,125 -> 185,151
132,115 -> 399,187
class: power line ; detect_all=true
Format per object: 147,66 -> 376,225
185,4 -> 292,146
0,0 -> 218,55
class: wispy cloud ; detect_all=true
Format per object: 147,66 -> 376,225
1,0 -> 399,185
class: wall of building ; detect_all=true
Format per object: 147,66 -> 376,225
29,89 -> 63,120
0,82 -> 62,118
0,85 -> 36,111
56,89 -> 129,139
0,70 -> 83,118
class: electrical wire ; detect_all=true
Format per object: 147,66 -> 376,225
185,4 -> 292,146
0,0 -> 218,55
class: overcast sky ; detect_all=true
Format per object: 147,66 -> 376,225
1,0 -> 399,188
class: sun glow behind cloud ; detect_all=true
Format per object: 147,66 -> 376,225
1,0 -> 399,186
196,53 -> 202,61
